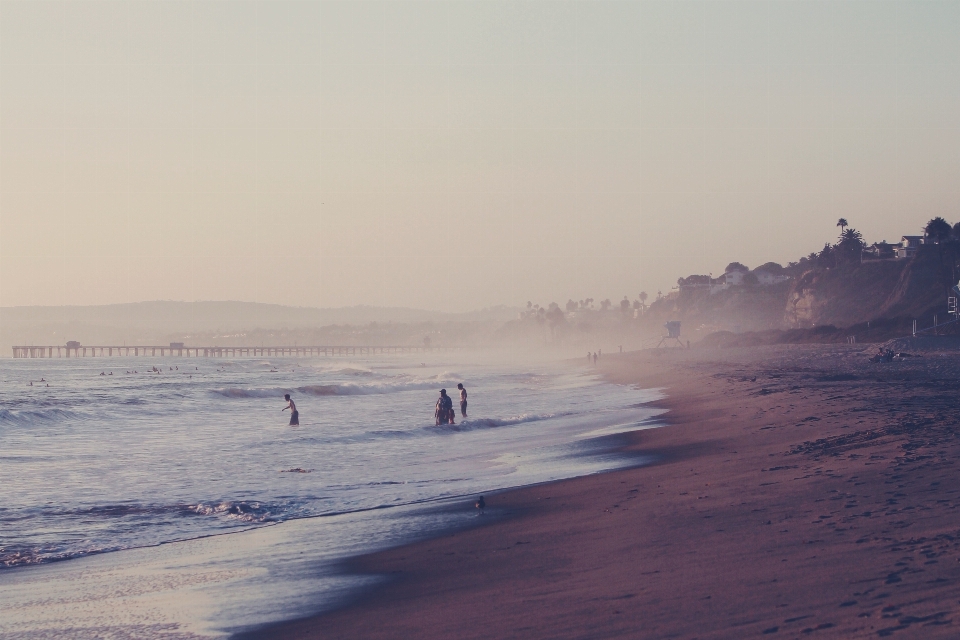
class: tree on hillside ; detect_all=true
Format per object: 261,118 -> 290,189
600,299 -> 612,311
925,217 -> 952,244
817,243 -> 836,269
924,218 -> 953,297
837,218 -> 848,236
724,262 -> 749,273
836,228 -> 865,264
620,297 -> 631,314
565,299 -> 578,312
953,221 -> 960,240
755,262 -> 784,274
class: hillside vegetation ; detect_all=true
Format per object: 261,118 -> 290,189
642,223 -> 960,344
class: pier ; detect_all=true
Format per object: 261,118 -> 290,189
11,345 -> 458,358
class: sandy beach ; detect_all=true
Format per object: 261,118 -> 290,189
242,344 -> 960,639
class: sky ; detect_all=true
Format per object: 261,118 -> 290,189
2,0 -> 959,311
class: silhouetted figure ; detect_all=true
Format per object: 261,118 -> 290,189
593,352 -> 597,365
283,394 -> 299,426
475,496 -> 485,515
457,383 -> 468,418
435,389 -> 453,425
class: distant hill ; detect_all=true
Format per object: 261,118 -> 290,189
0,301 -> 519,349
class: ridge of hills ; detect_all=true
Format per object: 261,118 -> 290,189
6,230 -> 960,351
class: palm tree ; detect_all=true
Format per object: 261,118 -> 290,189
837,218 -> 848,236
836,228 -> 865,264
638,291 -> 648,314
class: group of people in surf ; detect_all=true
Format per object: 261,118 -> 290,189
435,383 -> 467,425
281,383 -> 468,427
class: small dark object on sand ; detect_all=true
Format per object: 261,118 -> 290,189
870,348 -> 895,363
281,468 -> 313,473
475,496 -> 485,515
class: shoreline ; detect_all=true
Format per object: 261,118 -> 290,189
1,359 -> 663,639
241,344 -> 960,639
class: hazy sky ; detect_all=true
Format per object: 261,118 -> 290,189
2,1 -> 959,311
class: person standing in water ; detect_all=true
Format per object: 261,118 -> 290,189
435,389 -> 453,425
283,394 -> 299,426
457,383 -> 468,418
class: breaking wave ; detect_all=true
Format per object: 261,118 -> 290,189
187,500 -> 275,523
0,500 -> 280,567
0,408 -> 87,426
427,412 -> 565,433
211,387 -> 281,399
213,375 -> 460,399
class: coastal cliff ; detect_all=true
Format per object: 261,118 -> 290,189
786,244 -> 955,328
643,243 -> 958,340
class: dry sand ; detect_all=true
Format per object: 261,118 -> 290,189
242,344 -> 960,639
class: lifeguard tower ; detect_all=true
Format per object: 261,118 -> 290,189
657,321 -> 684,348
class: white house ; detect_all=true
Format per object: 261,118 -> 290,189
719,267 -> 790,287
724,270 -> 745,286
755,271 -> 791,286
897,236 -> 922,259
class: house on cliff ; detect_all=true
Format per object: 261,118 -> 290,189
753,264 -> 791,286
897,236 -> 923,259
724,270 -> 745,286
862,241 -> 897,261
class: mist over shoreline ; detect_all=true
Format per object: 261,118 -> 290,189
0,301 -> 521,350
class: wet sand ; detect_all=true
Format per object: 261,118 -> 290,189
243,344 -> 960,639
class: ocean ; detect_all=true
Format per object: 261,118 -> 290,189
0,352 -> 663,638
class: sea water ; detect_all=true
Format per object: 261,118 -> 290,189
0,353 -> 663,638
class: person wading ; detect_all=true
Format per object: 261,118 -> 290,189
457,383 -> 468,418
435,389 -> 453,425
283,394 -> 299,426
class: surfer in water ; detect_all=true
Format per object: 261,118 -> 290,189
283,394 -> 299,426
